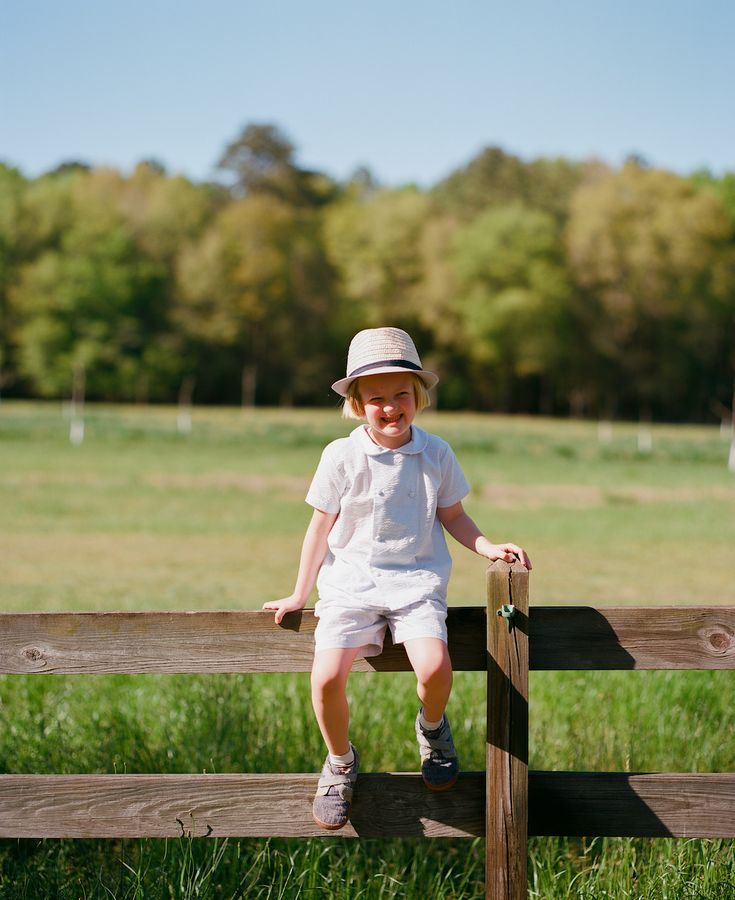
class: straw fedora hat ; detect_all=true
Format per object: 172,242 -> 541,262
331,327 -> 439,397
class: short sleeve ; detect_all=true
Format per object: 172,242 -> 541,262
305,442 -> 345,513
437,445 -> 470,508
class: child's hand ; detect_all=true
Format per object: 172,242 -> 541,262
262,595 -> 307,625
479,540 -> 533,570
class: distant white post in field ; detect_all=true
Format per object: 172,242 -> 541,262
719,378 -> 735,472
597,420 -> 613,444
637,420 -> 652,454
69,363 -> 85,446
177,375 -> 195,435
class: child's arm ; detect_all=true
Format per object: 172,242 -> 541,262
437,501 -> 532,569
262,507 -> 338,624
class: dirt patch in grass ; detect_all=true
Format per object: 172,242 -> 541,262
482,483 -> 735,508
0,473 -> 128,488
145,472 -> 311,495
482,484 -> 602,508
0,471 -> 312,495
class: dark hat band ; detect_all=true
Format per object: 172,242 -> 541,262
348,359 -> 422,378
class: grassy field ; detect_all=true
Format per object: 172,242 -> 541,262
0,401 -> 734,898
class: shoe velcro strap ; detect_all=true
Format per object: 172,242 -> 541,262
417,732 -> 457,760
316,773 -> 355,801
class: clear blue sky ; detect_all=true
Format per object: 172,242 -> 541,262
2,0 -> 733,186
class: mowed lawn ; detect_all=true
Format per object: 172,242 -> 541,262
0,402 -> 733,899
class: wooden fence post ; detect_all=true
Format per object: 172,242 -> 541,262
486,560 -> 529,899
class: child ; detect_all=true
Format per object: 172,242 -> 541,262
264,327 -> 531,830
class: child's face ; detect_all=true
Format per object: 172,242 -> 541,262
357,372 -> 417,449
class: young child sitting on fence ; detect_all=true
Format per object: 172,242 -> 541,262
264,327 -> 532,830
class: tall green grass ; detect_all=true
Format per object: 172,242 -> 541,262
1,402 -> 733,898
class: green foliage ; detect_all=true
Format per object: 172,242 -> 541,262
1,126 -> 735,419
12,223 -> 168,398
451,204 -> 575,409
567,163 -> 735,415
323,187 -> 433,327
217,122 -> 337,207
432,145 -> 595,223
690,169 -> 735,230
0,165 -> 29,394
122,163 -> 216,265
175,193 -> 339,404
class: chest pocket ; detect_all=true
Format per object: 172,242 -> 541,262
370,455 -> 421,565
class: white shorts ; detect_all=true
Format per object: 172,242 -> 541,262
313,596 -> 448,658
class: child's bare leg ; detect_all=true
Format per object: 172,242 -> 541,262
403,637 -> 453,721
405,637 -> 458,790
311,647 -> 361,755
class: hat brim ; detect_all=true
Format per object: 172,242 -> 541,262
332,366 -> 439,397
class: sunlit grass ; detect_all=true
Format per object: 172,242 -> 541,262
0,401 -> 733,897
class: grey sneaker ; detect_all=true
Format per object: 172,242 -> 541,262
312,745 -> 360,830
415,711 -> 459,791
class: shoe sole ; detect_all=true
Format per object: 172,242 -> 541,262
313,803 -> 352,830
422,774 -> 458,792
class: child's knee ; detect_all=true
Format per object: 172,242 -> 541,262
412,643 -> 452,688
421,659 -> 452,690
311,669 -> 346,698
311,649 -> 353,696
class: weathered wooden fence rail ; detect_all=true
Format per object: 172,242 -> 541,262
1,561 -> 734,899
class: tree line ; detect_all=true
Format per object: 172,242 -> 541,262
1,123 -> 734,421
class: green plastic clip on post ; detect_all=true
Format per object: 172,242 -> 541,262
497,604 -> 516,632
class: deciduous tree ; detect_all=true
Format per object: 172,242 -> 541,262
451,204 -> 574,411
566,163 -> 735,420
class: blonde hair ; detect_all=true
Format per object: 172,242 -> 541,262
342,373 -> 432,420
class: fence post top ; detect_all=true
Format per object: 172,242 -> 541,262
487,559 -> 529,575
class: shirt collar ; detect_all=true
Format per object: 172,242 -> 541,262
352,424 -> 428,456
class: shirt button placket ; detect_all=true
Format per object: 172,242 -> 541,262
371,458 -> 388,566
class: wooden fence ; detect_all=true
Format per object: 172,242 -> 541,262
1,560 -> 734,899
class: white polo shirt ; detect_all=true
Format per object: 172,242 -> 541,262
306,424 -> 470,609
